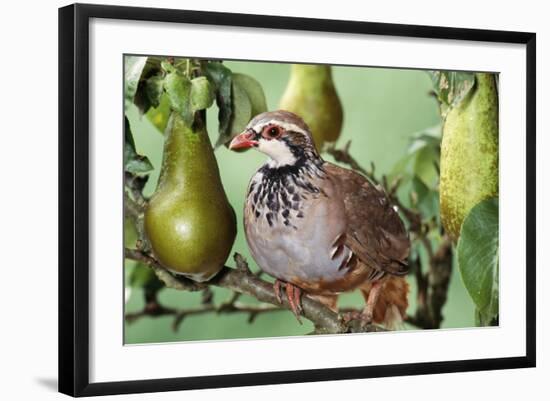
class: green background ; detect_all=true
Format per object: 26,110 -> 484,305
125,60 -> 476,344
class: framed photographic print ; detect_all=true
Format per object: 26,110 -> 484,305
58,3 -> 536,397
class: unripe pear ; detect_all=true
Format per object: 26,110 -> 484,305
439,73 -> 499,241
145,112 -> 236,281
279,64 -> 343,150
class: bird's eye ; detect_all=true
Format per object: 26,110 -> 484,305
264,125 -> 280,139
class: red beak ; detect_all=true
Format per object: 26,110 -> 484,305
229,130 -> 258,150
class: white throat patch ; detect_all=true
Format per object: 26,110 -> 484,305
257,138 -> 297,167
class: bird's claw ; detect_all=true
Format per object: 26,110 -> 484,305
286,284 -> 303,324
341,310 -> 373,328
273,280 -> 284,305
273,280 -> 303,324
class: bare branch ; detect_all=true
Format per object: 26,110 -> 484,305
426,235 -> 453,328
125,248 -> 205,292
125,299 -> 281,332
124,141 -> 450,334
125,249 -> 383,334
327,141 -> 369,177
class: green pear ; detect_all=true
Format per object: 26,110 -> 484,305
279,64 -> 343,150
440,73 -> 499,241
145,112 -> 236,281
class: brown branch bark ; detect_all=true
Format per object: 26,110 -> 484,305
125,142 -> 450,333
426,235 -> 453,328
125,249 -> 384,334
125,299 -> 281,331
407,236 -> 453,329
123,174 -> 384,334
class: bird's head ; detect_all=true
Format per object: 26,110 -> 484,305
229,110 -> 320,168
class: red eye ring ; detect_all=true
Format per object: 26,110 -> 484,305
263,125 -> 280,138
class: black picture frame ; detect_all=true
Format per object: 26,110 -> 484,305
58,3 -> 536,397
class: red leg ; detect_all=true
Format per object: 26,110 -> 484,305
362,280 -> 383,326
286,283 -> 303,324
272,280 -> 304,323
343,281 -> 384,328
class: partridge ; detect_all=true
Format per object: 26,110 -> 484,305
229,111 -> 410,328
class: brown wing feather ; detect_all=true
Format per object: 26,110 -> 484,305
324,162 -> 410,276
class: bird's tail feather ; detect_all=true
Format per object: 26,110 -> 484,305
371,276 -> 409,329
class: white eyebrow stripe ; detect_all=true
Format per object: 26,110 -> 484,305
252,120 -> 309,137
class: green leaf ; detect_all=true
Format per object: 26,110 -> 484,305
124,117 -> 153,174
475,307 -> 499,327
392,124 -> 442,189
124,56 -> 148,109
413,145 -> 439,188
134,74 -> 164,114
146,93 -> 171,134
429,71 -> 476,113
163,70 -> 193,125
161,60 -> 175,73
163,70 -> 217,127
232,73 -> 268,117
390,125 -> 441,183
190,76 -> 215,111
388,152 -> 414,181
125,56 -> 163,114
205,62 -> 233,143
411,176 -> 439,218
407,125 -> 441,155
216,80 -> 252,147
457,197 -> 499,326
